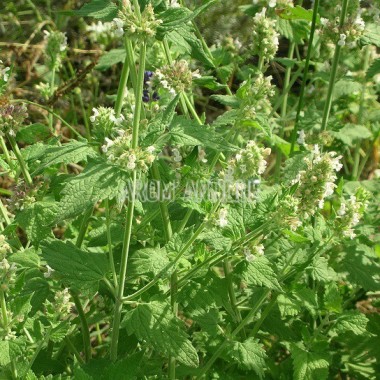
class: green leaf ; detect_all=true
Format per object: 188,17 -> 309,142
96,49 -> 127,70
210,94 -> 240,108
31,140 -> 98,175
0,340 -> 23,366
50,320 -> 71,342
340,251 -> 380,291
359,23 -> 380,48
169,117 -> 235,151
290,342 -> 330,380
11,293 -> 33,319
323,283 -> 342,313
128,247 -> 170,277
276,18 -> 310,43
277,294 -> 301,317
332,311 -> 369,335
57,160 -> 130,220
122,301 -> 199,367
278,5 -> 319,22
366,58 -> 380,79
16,123 -> 50,144
228,338 -> 267,377
16,202 -> 58,244
333,80 -> 362,98
9,248 -> 40,268
41,239 -> 109,293
240,256 -> 282,291
332,124 -> 372,147
307,256 -> 337,283
72,0 -> 118,22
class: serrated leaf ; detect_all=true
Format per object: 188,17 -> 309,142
277,294 -> 301,317
278,5 -> 319,22
16,123 -> 50,144
41,239 -> 109,293
307,256 -> 337,283
31,140 -> 98,175
359,23 -> 380,48
210,95 -> 240,108
96,49 -> 127,70
332,311 -> 369,335
73,0 -> 118,21
240,256 -> 282,291
276,18 -> 310,43
122,301 -> 199,367
0,340 -> 23,366
128,247 -> 170,277
323,283 -> 342,313
9,248 -> 40,268
290,342 -> 330,380
331,124 -> 372,147
228,338 -> 267,377
366,58 -> 380,79
57,160 -> 130,220
16,202 -> 58,244
50,320 -> 70,342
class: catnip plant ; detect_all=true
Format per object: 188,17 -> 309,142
0,0 -> 379,379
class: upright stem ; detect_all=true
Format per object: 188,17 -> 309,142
7,133 -> 33,186
352,45 -> 370,180
320,0 -> 349,133
0,136 -> 12,168
110,40 -> 147,361
289,0 -> 320,153
115,43 -> 131,118
0,198 -> 11,225
106,199 -> 118,288
49,68 -> 56,132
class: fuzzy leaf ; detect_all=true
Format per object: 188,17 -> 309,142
41,239 -> 109,293
277,294 -> 301,317
31,140 -> 98,175
16,123 -> 50,144
128,248 -> 170,277
240,256 -> 282,291
332,311 -> 369,335
96,49 -> 126,70
73,0 -> 118,21
57,160 -> 130,220
228,338 -> 267,377
123,301 -> 199,367
366,58 -> 380,79
290,342 -> 330,380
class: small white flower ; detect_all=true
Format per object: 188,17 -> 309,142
338,33 -> 347,46
90,108 -> 100,123
44,265 -> 55,278
255,244 -> 265,256
320,17 -> 329,26
268,0 -> 277,8
218,208 -> 228,228
113,18 -> 124,37
297,130 -> 306,145
198,147 -> 207,163
101,137 -> 114,153
146,145 -> 155,154
169,0 -> 180,7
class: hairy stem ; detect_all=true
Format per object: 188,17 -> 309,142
110,40 -> 147,361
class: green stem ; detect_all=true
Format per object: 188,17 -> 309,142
6,133 -> 33,186
65,336 -> 85,365
249,294 -> 278,337
123,219 -> 209,302
0,136 -> 12,168
0,198 -> 11,225
152,163 -> 172,242
320,0 -> 349,133
49,68 -> 56,131
177,208 -> 192,233
275,42 -> 295,178
75,206 -> 93,248
106,199 -> 118,288
289,0 -> 320,153
352,45 -> 371,180
114,50 -> 130,118
110,40 -> 147,361
196,290 -> 270,378
168,270 -> 178,379
71,292 -> 91,362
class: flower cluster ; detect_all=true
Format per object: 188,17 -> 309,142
217,207 -> 228,228
115,1 -> 162,39
0,100 -> 28,136
243,243 -> 264,262
336,194 -> 367,239
90,107 -> 125,139
1,258 -> 17,290
55,288 -> 73,315
0,235 -> 11,258
238,73 -> 275,123
320,10 -> 366,48
251,7 -> 279,62
270,194 -> 302,231
103,130 -> 156,172
43,30 -> 68,69
86,20 -> 124,43
155,60 -> 200,95
225,140 -> 271,181
292,146 -> 343,217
